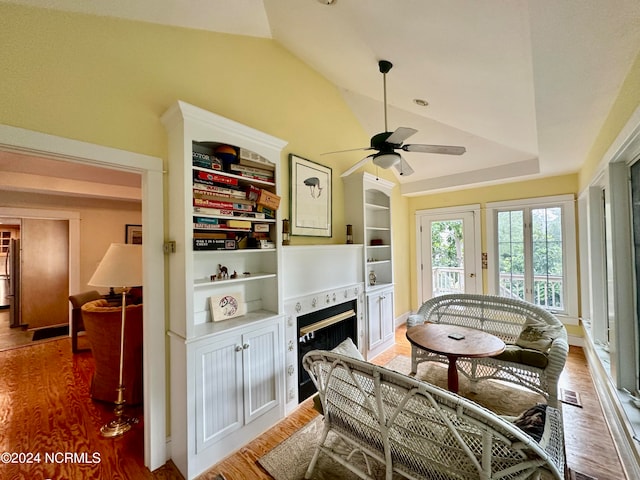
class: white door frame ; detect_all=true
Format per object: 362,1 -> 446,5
0,124 -> 167,470
415,204 -> 482,305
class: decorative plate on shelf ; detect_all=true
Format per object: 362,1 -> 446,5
209,292 -> 246,321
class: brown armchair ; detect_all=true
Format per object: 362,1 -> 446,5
68,290 -> 102,353
81,299 -> 143,406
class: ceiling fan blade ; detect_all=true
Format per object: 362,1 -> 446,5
402,144 -> 466,155
321,147 -> 373,155
340,155 -> 374,177
394,156 -> 414,176
385,127 -> 418,145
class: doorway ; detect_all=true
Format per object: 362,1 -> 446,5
416,205 -> 481,304
0,124 -> 166,470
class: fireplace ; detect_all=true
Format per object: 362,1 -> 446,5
297,300 -> 357,402
282,244 -> 365,413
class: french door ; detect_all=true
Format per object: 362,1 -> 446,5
417,205 -> 481,303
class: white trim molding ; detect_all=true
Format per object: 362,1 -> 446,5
485,194 -> 578,324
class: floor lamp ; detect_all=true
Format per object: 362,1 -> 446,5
89,242 -> 143,437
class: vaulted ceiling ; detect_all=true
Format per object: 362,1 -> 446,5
3,0 -> 640,195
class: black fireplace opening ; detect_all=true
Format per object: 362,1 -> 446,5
297,299 -> 357,402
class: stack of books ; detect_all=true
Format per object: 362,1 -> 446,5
191,146 -> 278,250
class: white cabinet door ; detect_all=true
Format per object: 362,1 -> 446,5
242,321 -> 281,424
195,333 -> 244,452
366,287 -> 395,353
366,293 -> 381,350
195,319 -> 282,452
381,289 -> 394,342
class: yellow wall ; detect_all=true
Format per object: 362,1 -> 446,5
0,4 -> 411,316
578,50 -> 640,190
406,174 -> 581,336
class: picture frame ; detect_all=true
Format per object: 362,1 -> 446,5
125,224 -> 143,244
209,292 -> 247,321
289,154 -> 332,237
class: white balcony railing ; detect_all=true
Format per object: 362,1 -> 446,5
499,273 -> 564,310
432,267 -> 564,310
432,267 -> 465,296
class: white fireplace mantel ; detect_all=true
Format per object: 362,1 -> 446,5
282,244 -> 365,413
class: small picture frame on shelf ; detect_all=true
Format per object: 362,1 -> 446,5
289,154 -> 332,237
209,292 -> 247,321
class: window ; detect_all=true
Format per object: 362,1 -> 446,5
487,195 -> 578,322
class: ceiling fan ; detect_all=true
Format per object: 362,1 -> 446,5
324,60 -> 466,178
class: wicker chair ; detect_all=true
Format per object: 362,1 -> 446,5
407,294 -> 568,407
303,350 -> 565,480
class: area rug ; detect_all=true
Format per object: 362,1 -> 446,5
31,325 -> 69,341
258,355 -> 545,480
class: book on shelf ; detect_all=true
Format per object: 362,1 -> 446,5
226,219 -> 252,229
256,205 -> 276,218
193,170 -> 239,187
233,211 -> 266,219
193,231 -> 229,239
192,151 -> 223,171
193,191 -> 254,206
193,220 -> 251,230
253,223 -> 270,233
193,182 -> 245,198
238,158 -> 275,172
194,216 -> 221,225
193,197 -> 254,212
230,164 -> 274,177
230,171 -> 274,183
193,206 -> 234,216
238,148 -> 274,168
193,238 -> 237,250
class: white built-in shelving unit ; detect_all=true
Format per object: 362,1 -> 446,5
162,101 -> 287,479
344,172 -> 396,359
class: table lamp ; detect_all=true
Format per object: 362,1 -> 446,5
88,242 -> 142,437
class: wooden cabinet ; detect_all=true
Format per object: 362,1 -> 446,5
162,101 -> 287,479
344,172 -> 396,359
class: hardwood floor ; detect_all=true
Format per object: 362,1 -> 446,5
201,326 -> 628,480
0,337 -> 182,479
0,324 -> 627,480
0,309 -> 33,351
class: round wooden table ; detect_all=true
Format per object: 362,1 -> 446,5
406,323 -> 505,393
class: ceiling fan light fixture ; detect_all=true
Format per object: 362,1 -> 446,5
373,152 -> 401,169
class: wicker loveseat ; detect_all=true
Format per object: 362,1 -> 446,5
303,349 -> 565,480
407,294 -> 569,407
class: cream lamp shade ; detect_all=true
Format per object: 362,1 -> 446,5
89,243 -> 143,288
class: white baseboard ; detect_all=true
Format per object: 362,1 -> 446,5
395,311 -> 410,327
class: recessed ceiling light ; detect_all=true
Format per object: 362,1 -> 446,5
413,98 -> 429,107
317,0 -> 336,4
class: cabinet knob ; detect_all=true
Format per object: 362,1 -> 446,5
243,343 -> 250,350
235,345 -> 243,352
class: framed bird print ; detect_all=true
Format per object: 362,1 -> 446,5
289,154 -> 332,237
